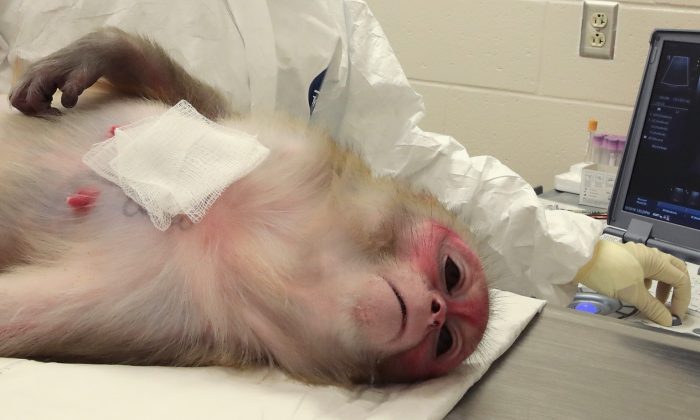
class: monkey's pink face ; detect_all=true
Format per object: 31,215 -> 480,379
349,220 -> 489,383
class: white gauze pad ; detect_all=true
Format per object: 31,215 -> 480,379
83,100 -> 270,231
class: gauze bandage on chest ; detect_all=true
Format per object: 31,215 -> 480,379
83,100 -> 270,231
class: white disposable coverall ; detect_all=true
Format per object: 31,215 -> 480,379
0,0 -> 604,306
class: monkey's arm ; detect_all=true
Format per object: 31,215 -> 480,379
9,27 -> 231,119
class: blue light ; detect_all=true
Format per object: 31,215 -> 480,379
575,302 -> 600,314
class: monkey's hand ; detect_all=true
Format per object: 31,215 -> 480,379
9,28 -> 231,119
9,39 -> 106,116
574,240 -> 691,326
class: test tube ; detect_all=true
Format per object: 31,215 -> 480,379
592,134 -> 605,164
598,134 -> 617,166
598,135 -> 610,165
584,119 -> 598,163
605,136 -> 617,166
610,135 -> 627,166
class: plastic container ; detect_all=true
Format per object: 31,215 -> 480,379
584,119 -> 599,163
612,135 -> 627,166
603,135 -> 615,166
592,134 -> 606,164
602,135 -> 626,167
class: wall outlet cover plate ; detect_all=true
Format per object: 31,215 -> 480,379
580,1 -> 619,59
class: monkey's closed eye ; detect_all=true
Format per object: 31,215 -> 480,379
444,256 -> 460,292
436,326 -> 453,357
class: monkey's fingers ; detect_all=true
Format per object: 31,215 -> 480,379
59,67 -> 102,109
9,79 -> 54,116
9,65 -> 71,116
10,57 -> 101,115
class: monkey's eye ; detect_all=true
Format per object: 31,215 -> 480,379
436,326 -> 453,357
444,256 -> 461,292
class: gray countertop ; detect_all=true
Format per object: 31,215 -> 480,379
447,306 -> 700,419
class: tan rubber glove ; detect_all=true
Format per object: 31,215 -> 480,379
574,240 -> 691,326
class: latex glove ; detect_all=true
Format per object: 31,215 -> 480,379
574,240 -> 691,326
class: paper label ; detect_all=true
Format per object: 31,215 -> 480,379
580,164 -> 617,209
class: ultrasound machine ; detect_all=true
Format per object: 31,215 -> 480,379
569,30 -> 700,336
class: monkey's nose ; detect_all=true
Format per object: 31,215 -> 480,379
430,295 -> 447,328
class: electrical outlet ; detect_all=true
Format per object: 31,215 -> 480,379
591,12 -> 608,28
580,1 -> 618,59
591,32 -> 606,48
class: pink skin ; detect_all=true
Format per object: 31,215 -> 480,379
66,187 -> 100,213
64,124 -> 115,215
372,221 -> 489,382
107,125 -> 120,137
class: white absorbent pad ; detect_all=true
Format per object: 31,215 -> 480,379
82,100 -> 270,231
0,290 -> 544,420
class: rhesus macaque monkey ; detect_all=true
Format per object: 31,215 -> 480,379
0,28 -> 489,385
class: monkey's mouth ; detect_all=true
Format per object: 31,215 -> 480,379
387,282 -> 407,339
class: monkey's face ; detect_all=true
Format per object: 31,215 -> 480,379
313,218 -> 489,383
373,220 -> 489,382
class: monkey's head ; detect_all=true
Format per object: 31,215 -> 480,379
224,136 -> 489,385
357,219 -> 489,383
278,170 -> 490,385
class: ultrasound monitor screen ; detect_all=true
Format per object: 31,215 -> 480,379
623,41 -> 700,230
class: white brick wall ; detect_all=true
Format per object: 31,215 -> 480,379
366,0 -> 700,189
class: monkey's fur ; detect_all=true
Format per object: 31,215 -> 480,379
0,28 -> 490,385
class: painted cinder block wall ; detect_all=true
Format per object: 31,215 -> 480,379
366,0 -> 700,189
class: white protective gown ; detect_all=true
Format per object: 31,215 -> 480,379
0,0 -> 604,306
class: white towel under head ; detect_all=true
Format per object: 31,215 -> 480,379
83,100 -> 270,231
